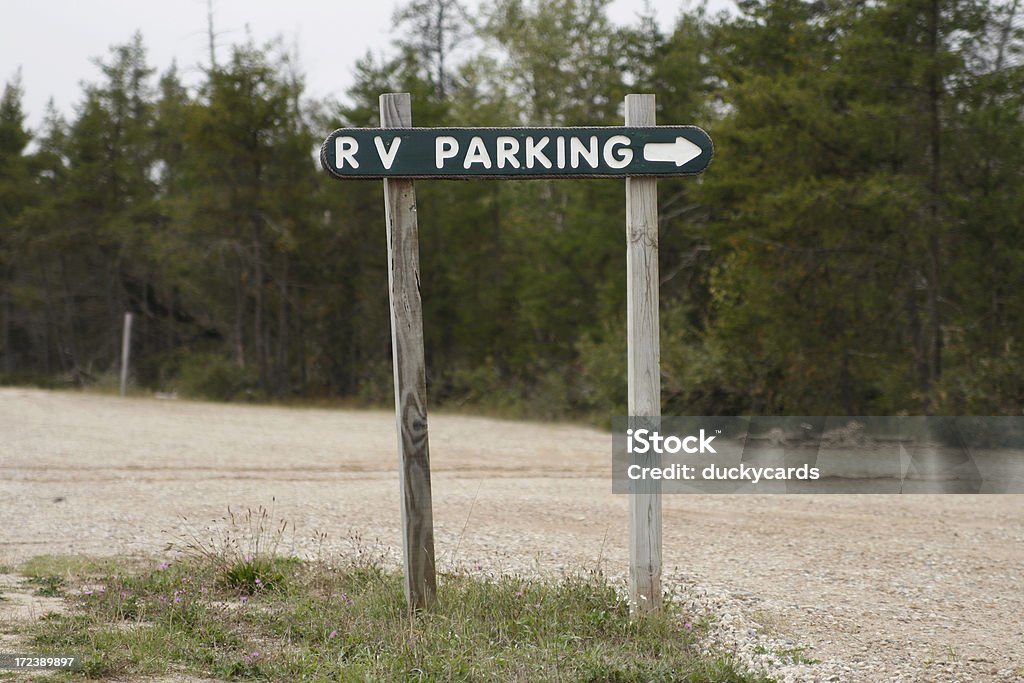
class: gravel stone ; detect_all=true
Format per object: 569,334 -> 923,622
1,388 -> 1022,682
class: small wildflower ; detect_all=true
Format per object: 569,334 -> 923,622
158,562 -> 170,571
83,590 -> 93,597
515,591 -> 524,598
97,586 -> 106,593
200,586 -> 208,594
174,595 -> 183,604
240,595 -> 249,605
119,591 -> 129,599
328,629 -> 338,639
684,622 -> 693,632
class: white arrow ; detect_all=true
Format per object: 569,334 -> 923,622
642,137 -> 703,166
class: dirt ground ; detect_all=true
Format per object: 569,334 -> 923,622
1,387 -> 1022,681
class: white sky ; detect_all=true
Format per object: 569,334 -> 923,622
2,0 -> 728,131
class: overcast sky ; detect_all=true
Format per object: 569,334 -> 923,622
2,0 -> 729,130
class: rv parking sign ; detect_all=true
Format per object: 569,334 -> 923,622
320,126 -> 713,179
321,94 -> 712,614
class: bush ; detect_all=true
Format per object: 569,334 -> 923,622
936,341 -> 1024,415
172,352 -> 261,401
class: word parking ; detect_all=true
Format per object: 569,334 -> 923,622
320,127 -> 713,180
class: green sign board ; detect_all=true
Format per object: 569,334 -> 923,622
320,126 -> 713,180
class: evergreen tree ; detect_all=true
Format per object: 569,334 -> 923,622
177,39 -> 318,397
1,2 -> 1021,416
0,73 -> 34,376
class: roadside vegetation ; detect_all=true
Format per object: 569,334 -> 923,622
3,0 -> 1023,418
0,507 -> 772,682
10,555 -> 770,682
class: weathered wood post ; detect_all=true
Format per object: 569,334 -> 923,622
625,93 -> 663,613
120,312 -> 133,397
379,92 -> 438,611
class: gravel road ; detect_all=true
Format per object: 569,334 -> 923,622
1,387 -> 1022,681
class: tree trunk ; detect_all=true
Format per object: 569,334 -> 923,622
924,0 -> 943,390
59,256 -> 80,374
276,252 -> 289,395
2,291 -> 11,376
40,266 -> 60,374
235,265 -> 246,368
253,240 -> 268,392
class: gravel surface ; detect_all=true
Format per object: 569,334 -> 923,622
1,387 -> 1022,681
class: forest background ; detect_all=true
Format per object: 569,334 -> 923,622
1,0 -> 1022,419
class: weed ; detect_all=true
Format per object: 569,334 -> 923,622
784,647 -> 819,665
753,608 -> 791,636
171,501 -> 300,594
27,575 -> 65,597
220,555 -> 299,594
19,555 -> 140,586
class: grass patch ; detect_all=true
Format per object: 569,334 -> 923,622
172,503 -> 305,595
219,555 -> 299,594
752,644 -> 819,666
27,575 -> 66,598
752,608 -> 792,638
21,556 -> 772,682
19,556 -> 144,601
14,508 -> 772,680
20,555 -> 138,579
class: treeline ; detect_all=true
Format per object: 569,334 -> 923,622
1,0 -> 1022,416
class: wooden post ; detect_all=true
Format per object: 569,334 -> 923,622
625,94 -> 663,613
380,92 -> 438,612
120,312 -> 133,397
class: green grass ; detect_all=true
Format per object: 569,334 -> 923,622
20,555 -> 139,579
752,644 -> 819,666
27,575 -> 66,598
17,554 -> 773,682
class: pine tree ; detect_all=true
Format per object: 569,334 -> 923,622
0,73 -> 34,376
